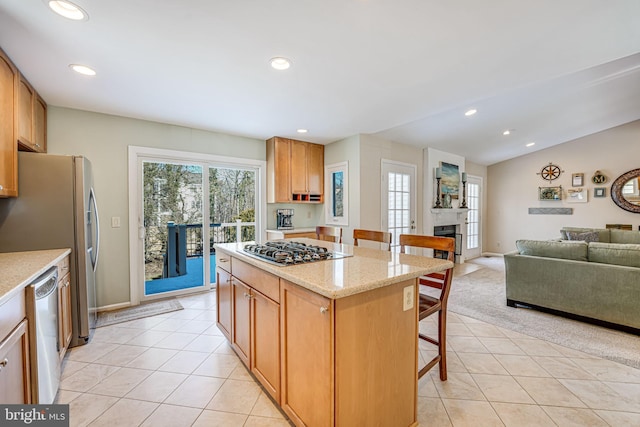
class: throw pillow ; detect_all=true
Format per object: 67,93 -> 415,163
565,231 -> 599,243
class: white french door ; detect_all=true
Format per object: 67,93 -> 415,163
465,175 -> 482,259
381,160 -> 417,252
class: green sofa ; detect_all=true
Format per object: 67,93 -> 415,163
504,227 -> 640,333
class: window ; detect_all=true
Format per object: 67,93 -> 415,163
325,162 -> 349,225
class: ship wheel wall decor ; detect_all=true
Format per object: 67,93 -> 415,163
537,162 -> 564,183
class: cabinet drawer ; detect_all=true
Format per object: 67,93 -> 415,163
232,258 -> 279,303
0,290 -> 26,341
217,251 -> 231,273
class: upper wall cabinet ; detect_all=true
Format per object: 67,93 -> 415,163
0,48 -> 18,198
267,137 -> 324,203
17,73 -> 47,153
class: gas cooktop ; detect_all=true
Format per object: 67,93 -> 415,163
242,241 -> 351,266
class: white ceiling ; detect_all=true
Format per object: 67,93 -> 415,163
1,0 -> 639,165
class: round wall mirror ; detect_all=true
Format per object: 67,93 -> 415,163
611,168 -> 640,213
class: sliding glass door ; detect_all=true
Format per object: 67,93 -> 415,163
130,147 -> 264,303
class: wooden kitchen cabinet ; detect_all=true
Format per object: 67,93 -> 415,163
281,278 -> 418,427
0,287 -> 31,404
306,142 -> 324,196
0,48 -> 18,198
0,320 -> 31,404
231,278 -> 251,366
216,267 -> 232,341
267,137 -> 323,203
57,268 -> 72,360
280,280 -> 333,427
250,288 -> 280,401
267,137 -> 292,203
229,258 -> 281,402
33,93 -> 47,152
17,73 -> 46,153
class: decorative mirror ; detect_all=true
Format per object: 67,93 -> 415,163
611,168 -> 640,213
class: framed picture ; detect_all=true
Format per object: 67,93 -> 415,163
567,189 -> 588,203
325,161 -> 349,225
538,186 -> 562,200
572,173 -> 584,187
440,162 -> 459,199
594,187 -> 606,198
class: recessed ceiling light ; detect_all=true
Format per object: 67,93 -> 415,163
526,142 -> 535,147
46,0 -> 88,21
69,64 -> 96,76
464,109 -> 477,117
270,57 -> 291,70
297,129 -> 308,134
503,129 -> 511,136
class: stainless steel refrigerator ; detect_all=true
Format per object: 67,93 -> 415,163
0,152 -> 100,347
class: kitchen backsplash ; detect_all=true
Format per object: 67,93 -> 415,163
267,203 -> 323,229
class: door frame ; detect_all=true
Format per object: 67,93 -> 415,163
465,175 -> 482,259
128,146 -> 267,305
380,159 -> 417,251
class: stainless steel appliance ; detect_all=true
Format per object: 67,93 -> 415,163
276,208 -> 294,230
243,241 -> 351,266
32,266 -> 60,404
0,152 -> 100,347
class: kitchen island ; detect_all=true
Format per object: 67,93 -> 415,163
214,239 -> 453,427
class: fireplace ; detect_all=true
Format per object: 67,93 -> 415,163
434,225 -> 462,262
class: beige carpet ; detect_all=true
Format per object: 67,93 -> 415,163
96,298 -> 183,328
444,256 -> 640,369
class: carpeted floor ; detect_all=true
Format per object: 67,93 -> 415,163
444,256 -> 640,369
96,298 -> 184,328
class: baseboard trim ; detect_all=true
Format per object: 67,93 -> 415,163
481,252 -> 503,257
98,302 -> 132,313
506,299 -> 640,336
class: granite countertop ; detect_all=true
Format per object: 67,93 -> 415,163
215,239 -> 453,299
0,249 -> 71,305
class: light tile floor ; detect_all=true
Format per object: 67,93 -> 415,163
57,272 -> 640,426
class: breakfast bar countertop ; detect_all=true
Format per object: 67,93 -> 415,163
0,248 -> 71,305
215,239 -> 453,299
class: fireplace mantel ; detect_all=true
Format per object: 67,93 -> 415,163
430,208 -> 468,214
430,208 -> 468,227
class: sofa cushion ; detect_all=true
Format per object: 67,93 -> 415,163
588,242 -> 640,268
564,231 -> 600,243
516,240 -> 588,262
610,229 -> 640,244
561,227 -> 610,243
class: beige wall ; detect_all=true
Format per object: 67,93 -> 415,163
323,135 -> 360,244
486,120 -> 640,253
359,134 -> 424,243
47,107 -> 266,307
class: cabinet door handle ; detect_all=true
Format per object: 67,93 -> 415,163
219,258 -> 229,263
0,358 -> 8,367
0,185 -> 3,191
320,306 -> 328,314
244,292 -> 252,299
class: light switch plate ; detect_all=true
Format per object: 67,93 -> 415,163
111,216 -> 121,228
403,285 -> 414,311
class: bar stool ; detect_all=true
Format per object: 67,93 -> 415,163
353,229 -> 392,251
399,234 -> 455,380
316,226 -> 342,243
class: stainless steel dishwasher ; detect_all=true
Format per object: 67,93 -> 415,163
33,266 -> 60,404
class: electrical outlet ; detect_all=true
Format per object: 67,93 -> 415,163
307,211 -> 311,219
403,285 -> 414,311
